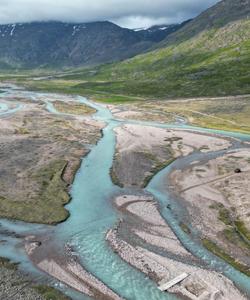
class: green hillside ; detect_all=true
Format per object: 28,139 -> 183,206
43,0 -> 247,100
61,17 -> 249,99
159,0 -> 250,46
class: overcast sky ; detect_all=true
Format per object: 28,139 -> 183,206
0,0 -> 220,28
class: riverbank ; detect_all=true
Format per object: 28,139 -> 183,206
108,121 -> 250,298
107,95 -> 250,135
0,257 -> 70,300
25,235 -> 123,300
0,87 -> 104,299
111,124 -> 231,188
169,147 -> 250,274
0,89 -> 102,224
106,195 -> 247,300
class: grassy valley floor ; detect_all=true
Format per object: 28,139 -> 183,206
107,95 -> 250,135
0,88 -> 104,300
0,91 -> 101,224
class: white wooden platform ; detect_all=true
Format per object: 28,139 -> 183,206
158,273 -> 189,291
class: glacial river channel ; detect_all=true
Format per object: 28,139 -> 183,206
0,88 -> 250,300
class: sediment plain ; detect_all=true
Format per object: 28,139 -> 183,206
0,85 -> 249,300
0,88 -> 102,224
108,118 -> 250,299
0,85 -> 103,299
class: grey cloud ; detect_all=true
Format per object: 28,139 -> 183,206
0,0 -> 219,28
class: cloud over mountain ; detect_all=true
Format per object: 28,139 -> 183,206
0,0 -> 219,28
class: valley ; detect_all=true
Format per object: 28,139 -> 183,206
0,0 -> 249,299
0,84 -> 249,300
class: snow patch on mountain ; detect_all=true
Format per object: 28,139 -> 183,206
72,24 -> 86,36
10,24 -> 16,36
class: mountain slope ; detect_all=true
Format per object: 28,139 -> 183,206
68,0 -> 250,98
160,0 -> 250,46
0,21 -> 182,69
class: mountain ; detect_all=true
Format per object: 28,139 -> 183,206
0,20 -> 182,69
71,0 -> 250,98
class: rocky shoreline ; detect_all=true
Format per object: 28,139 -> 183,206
169,147 -> 250,274
25,235 -> 123,300
0,256 -> 70,300
106,195 -> 248,300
